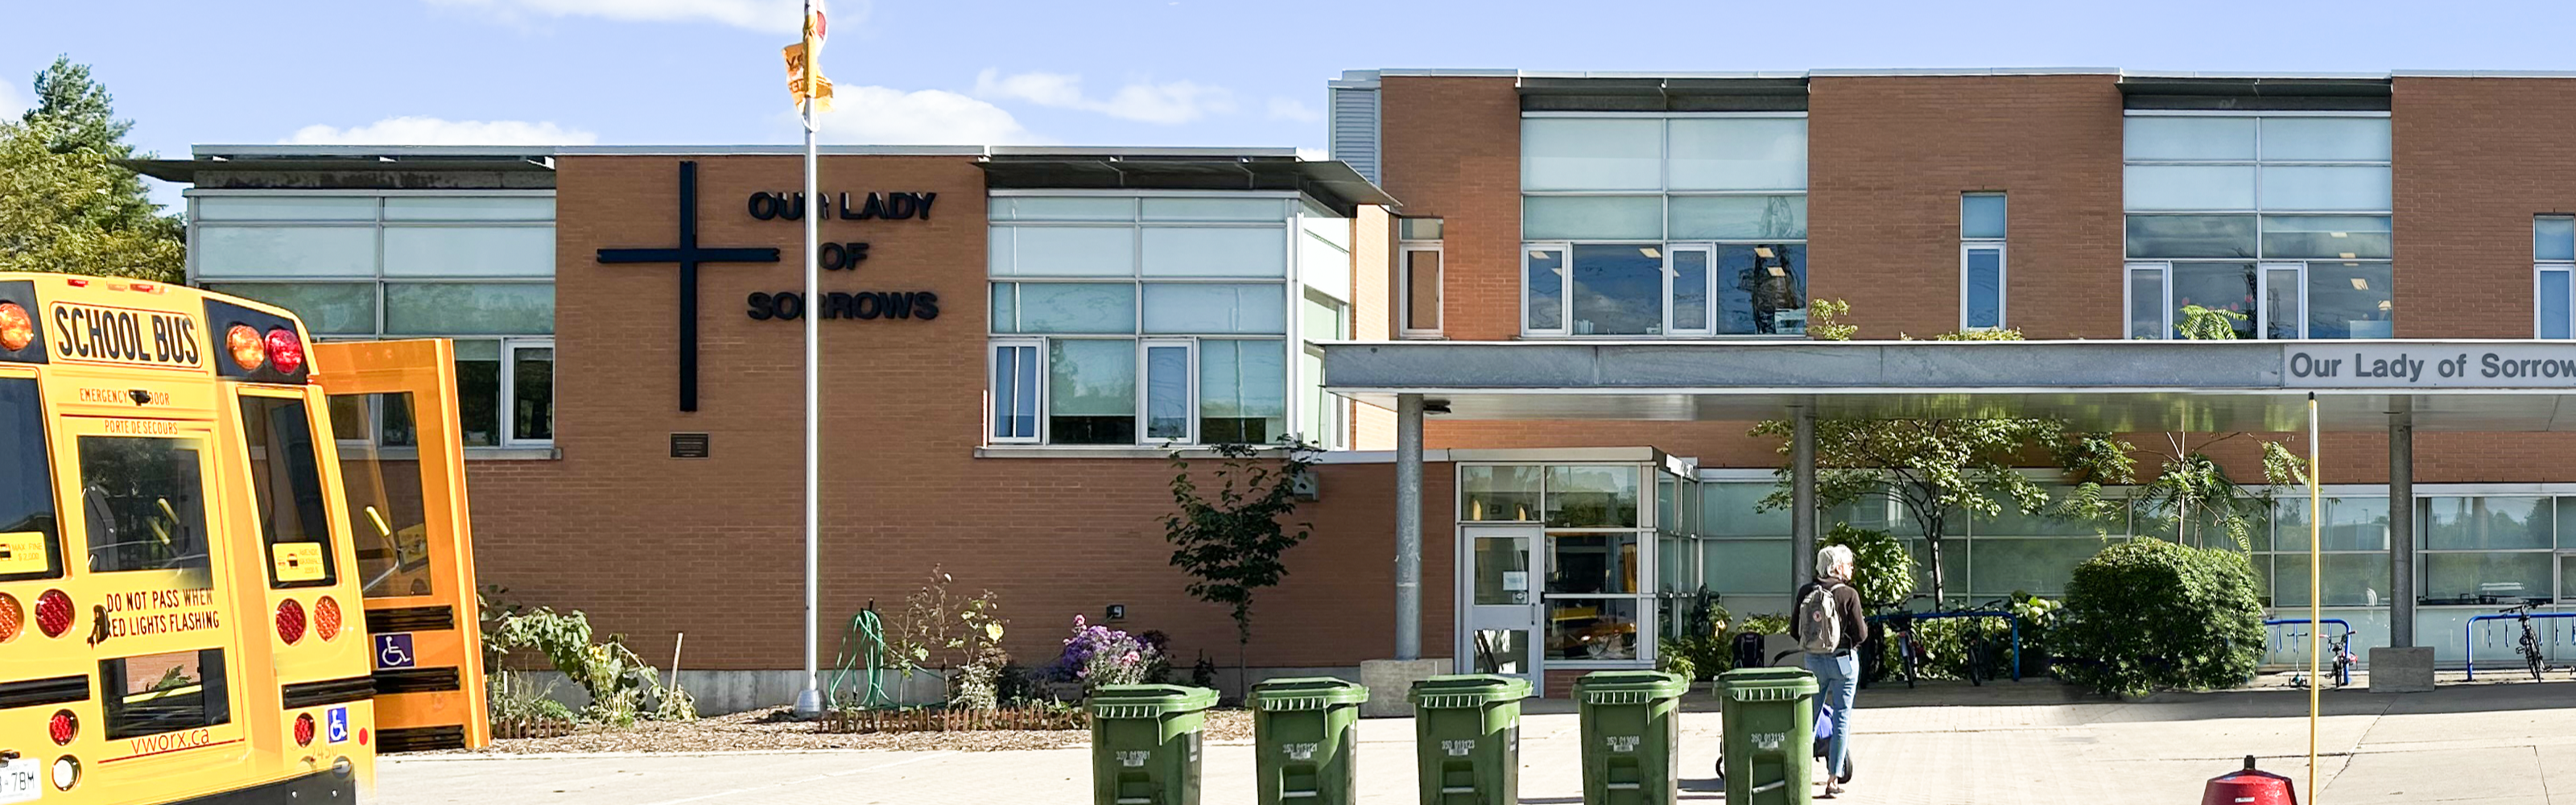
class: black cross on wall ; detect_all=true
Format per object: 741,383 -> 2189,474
598,161 -> 781,412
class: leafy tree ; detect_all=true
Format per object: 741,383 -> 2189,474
2066,303 -> 2305,551
1,56 -> 182,282
1819,523 -> 1918,606
1162,441 -> 1319,693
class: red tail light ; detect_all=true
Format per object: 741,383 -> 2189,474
264,328 -> 304,375
314,597 -> 341,642
47,710 -> 76,745
275,599 -> 307,645
34,590 -> 71,638
0,592 -> 21,642
0,303 -> 31,352
225,324 -> 265,371
293,713 -> 316,746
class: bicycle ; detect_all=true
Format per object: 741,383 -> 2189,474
2497,601 -> 2549,683
2285,627 -> 2355,690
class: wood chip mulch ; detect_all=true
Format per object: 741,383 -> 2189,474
426,707 -> 1255,755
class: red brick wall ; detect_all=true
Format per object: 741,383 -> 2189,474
1806,74 -> 2127,340
460,152 -> 1453,672
2392,76 -> 2576,338
1377,76 -> 1524,341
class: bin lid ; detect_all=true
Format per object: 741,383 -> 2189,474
1571,670 -> 1689,704
1717,667 -> 1818,701
1407,674 -> 1532,708
1088,683 -> 1219,718
1249,677 -> 1370,711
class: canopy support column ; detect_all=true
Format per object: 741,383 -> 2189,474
1394,393 -> 1424,661
1791,403 -> 1818,588
2389,408 -> 2414,647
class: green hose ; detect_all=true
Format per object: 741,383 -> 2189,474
824,605 -> 895,710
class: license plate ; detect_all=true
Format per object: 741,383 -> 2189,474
0,760 -> 38,804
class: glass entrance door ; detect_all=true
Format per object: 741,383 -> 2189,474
1459,525 -> 1542,686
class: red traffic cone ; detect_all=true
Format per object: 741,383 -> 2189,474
2202,756 -> 2297,805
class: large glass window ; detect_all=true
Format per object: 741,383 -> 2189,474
2421,496 -> 2555,602
0,378 -> 62,582
986,194 -> 1306,446
1463,465 -> 1542,522
2125,115 -> 2392,339
78,434 -> 212,579
1522,115 -> 1809,338
190,193 -> 557,450
238,396 -> 337,588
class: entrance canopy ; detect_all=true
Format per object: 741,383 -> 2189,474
1323,339 -> 2576,431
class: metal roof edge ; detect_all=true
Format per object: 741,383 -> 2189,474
1809,67 -> 2120,76
984,146 -> 1302,159
192,144 -> 561,158
2119,70 -> 2392,80
555,145 -> 989,156
2392,69 -> 2576,79
1372,68 -> 1521,77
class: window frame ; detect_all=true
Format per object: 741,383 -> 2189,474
1664,244 -> 1715,337
1399,242 -> 1444,338
234,390 -> 341,589
1960,243 -> 2007,332
2537,216 -> 2576,339
2260,262 -> 2308,340
502,340 -> 555,446
1522,242 -> 1572,337
988,338 -> 1045,444
1138,338 -> 1198,445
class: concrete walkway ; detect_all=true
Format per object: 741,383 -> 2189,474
373,679 -> 2576,804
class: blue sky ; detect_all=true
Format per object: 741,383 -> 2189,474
10,0 -> 2576,209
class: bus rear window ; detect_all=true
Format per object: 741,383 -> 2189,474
240,396 -> 336,588
101,648 -> 231,739
79,435 -> 211,578
0,378 -> 62,582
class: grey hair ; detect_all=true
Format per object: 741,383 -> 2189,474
1818,545 -> 1856,576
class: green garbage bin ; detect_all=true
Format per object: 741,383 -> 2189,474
1249,677 -> 1370,805
1717,667 -> 1818,805
1090,683 -> 1219,805
1408,674 -> 1531,805
1575,670 -> 1690,805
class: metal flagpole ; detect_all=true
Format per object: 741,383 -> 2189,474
791,0 -> 824,719
2307,392 -> 2320,800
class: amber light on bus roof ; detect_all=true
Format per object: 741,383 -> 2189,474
225,325 -> 264,371
0,303 -> 31,352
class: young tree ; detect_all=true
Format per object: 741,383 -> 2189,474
1162,441 -> 1319,694
2080,303 -> 2307,551
1,56 -> 183,282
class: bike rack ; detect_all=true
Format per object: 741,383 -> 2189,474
2264,618 -> 2355,687
2462,611 -> 2576,680
1870,609 -> 2022,681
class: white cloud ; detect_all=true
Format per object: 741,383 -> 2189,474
283,116 -> 599,145
0,76 -> 27,118
817,86 -> 1044,146
423,0 -> 868,34
1268,97 -> 1321,123
972,68 -> 1234,125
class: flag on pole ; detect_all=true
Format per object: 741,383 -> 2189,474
783,0 -> 832,114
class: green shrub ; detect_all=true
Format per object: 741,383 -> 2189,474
2053,539 -> 2264,696
1822,523 -> 1918,606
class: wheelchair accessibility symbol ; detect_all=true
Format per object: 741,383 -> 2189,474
376,634 -> 416,670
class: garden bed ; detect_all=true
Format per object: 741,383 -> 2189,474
431,705 -> 1254,754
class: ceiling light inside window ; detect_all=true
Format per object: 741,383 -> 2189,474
1640,247 -> 1661,258
1529,250 -> 1549,260
1753,246 -> 1776,259
2339,252 -> 2358,259
2379,300 -> 2393,311
2351,278 -> 2369,290
2330,232 -> 2349,237
1768,266 -> 1788,278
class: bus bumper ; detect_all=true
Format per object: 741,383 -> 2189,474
174,770 -> 358,805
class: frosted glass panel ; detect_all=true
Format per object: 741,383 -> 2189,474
383,227 -> 554,276
1199,339 -> 1286,440
1667,118 -> 1806,191
1142,283 -> 1286,334
200,282 -> 377,335
1522,118 -> 1662,191
1048,339 -> 1135,416
2259,118 -> 2390,162
1005,283 -> 1133,333
383,197 -> 554,221
383,283 -> 552,335
2124,165 -> 2256,210
1141,197 -> 1286,221
1666,195 -> 1805,239
2537,218 -> 2576,262
196,226 -> 377,277
2260,216 -> 2391,259
989,226 -> 1134,276
195,197 -> 376,221
2258,166 -> 2391,211
1300,232 -> 1352,301
1141,227 -> 1287,277
1962,194 -> 2007,238
2125,117 -> 2256,161
992,197 -> 1134,221
1523,196 -> 1662,241
2128,215 -> 2258,258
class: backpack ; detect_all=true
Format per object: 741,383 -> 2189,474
1798,582 -> 1843,655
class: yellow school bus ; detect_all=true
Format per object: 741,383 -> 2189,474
0,273 -> 485,804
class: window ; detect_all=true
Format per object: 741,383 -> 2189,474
987,194 -> 1301,446
1962,193 -> 2007,330
1521,115 -> 1809,337
0,378 -> 62,582
2421,497 -> 2553,603
101,649 -> 231,739
78,434 -> 212,577
2124,115 -> 2392,339
238,396 -> 336,588
331,391 -> 436,598
2537,217 -> 2574,339
192,192 -> 557,447
1401,243 -> 1442,336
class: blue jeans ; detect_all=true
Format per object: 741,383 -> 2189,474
1804,651 -> 1857,779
